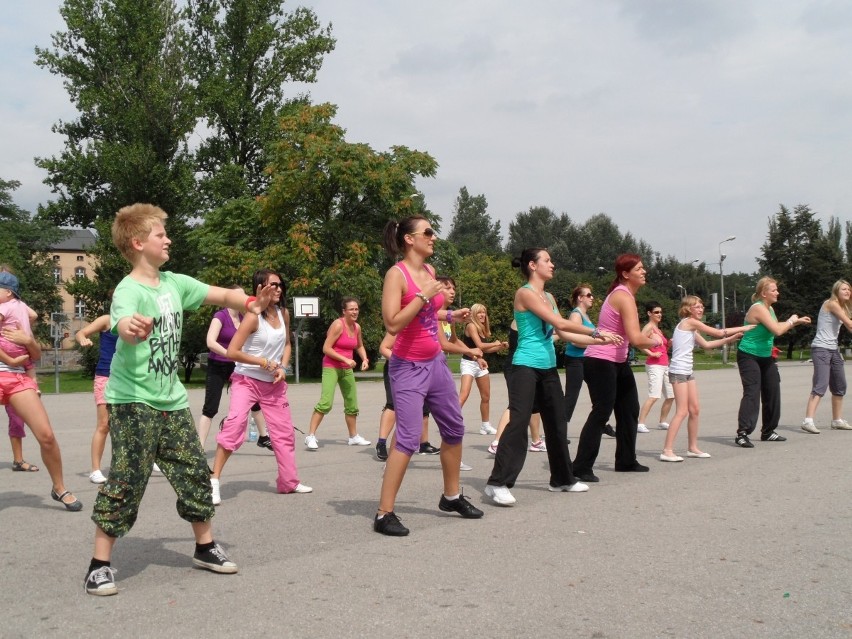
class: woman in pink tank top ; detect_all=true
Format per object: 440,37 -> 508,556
573,254 -> 664,482
373,215 -> 485,537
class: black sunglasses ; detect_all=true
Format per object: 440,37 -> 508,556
409,228 -> 436,238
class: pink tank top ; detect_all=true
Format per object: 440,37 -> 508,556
391,262 -> 445,362
585,284 -> 631,363
644,328 -> 669,366
322,318 -> 360,369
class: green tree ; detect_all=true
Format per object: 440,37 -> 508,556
506,206 -> 574,268
446,187 -> 502,256
758,204 -> 845,356
186,0 -> 334,204
0,179 -> 64,340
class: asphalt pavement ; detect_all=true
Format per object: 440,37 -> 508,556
2,361 -> 851,638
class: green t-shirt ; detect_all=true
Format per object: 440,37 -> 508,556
105,272 -> 209,410
738,303 -> 776,358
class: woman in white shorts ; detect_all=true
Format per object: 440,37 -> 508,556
458,304 -> 508,435
637,300 -> 674,433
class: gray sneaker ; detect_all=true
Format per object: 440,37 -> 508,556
801,418 -> 820,434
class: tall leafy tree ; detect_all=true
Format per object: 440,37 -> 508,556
186,0 -> 335,204
506,206 -> 574,268
0,179 -> 64,339
446,187 -> 502,256
35,0 -> 199,274
758,204 -> 845,356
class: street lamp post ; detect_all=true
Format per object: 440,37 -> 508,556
719,236 -> 736,364
677,284 -> 687,299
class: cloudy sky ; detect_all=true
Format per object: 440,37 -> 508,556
3,0 -> 852,274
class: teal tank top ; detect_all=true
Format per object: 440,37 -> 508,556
513,284 -> 557,369
738,303 -> 776,357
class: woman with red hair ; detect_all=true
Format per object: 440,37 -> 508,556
573,254 -> 662,482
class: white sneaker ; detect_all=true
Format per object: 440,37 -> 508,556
305,434 -> 319,450
528,439 -> 547,452
460,461 -> 473,471
831,419 -> 852,430
89,469 -> 107,484
637,423 -> 650,433
291,483 -> 313,494
657,422 -> 669,430
801,418 -> 820,434
479,423 -> 497,435
548,482 -> 589,493
484,484 -> 516,506
210,478 -> 221,505
152,463 -> 162,473
348,434 -> 371,446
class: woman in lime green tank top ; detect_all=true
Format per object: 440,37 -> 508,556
735,277 -> 811,448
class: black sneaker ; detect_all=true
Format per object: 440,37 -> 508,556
602,423 -> 617,438
84,566 -> 117,596
735,433 -> 754,448
418,442 -> 440,455
760,431 -> 787,442
192,543 -> 238,574
256,435 -> 273,450
615,462 -> 650,472
438,492 -> 484,519
575,471 -> 600,483
375,441 -> 388,461
374,511 -> 409,536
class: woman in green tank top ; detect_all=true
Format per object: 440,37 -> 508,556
735,277 -> 811,447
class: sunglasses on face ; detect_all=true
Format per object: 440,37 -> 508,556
581,293 -> 594,298
409,228 -> 436,238
650,310 -> 662,314
266,282 -> 283,289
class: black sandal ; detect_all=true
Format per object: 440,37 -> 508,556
12,460 -> 39,472
51,489 -> 84,512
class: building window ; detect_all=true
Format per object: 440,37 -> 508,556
75,298 -> 86,318
52,255 -> 60,261
53,267 -> 62,284
75,267 -> 86,279
76,255 -> 84,262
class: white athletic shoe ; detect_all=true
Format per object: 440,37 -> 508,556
801,418 -> 819,434
210,478 -> 222,505
305,434 -> 319,450
89,469 -> 107,484
637,423 -> 650,433
484,484 -> 516,506
348,434 -> 372,446
479,423 -> 497,435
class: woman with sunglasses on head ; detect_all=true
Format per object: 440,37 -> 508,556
563,284 -> 616,441
374,217 -> 485,536
210,269 -> 311,505
735,277 -> 811,448
573,254 -> 664,483
636,301 -> 674,433
802,280 -> 852,433
304,297 -> 371,451
485,249 -> 621,507
458,303 -> 508,437
660,296 -> 752,461
196,284 -> 273,452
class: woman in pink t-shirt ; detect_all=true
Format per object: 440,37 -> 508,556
636,300 -> 674,433
304,297 -> 371,450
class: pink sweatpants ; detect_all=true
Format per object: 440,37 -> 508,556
6,405 -> 25,438
216,373 -> 300,493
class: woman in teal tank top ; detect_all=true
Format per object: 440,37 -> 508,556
735,277 -> 810,447
484,248 -> 621,506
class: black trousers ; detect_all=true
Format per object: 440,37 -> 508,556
574,356 -> 639,474
487,365 -> 576,488
563,355 -> 585,424
736,350 -> 781,437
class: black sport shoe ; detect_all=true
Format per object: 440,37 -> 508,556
256,435 -> 273,450
438,492 -> 484,519
615,462 -> 650,472
760,431 -> 787,442
192,543 -> 238,574
735,433 -> 754,448
374,511 -> 409,536
602,424 -> 617,438
375,441 -> 388,461
418,442 -> 440,455
84,566 -> 117,596
575,471 -> 600,483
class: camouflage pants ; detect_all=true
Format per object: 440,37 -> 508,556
92,403 -> 214,537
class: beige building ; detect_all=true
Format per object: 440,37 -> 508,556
49,229 -> 97,348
